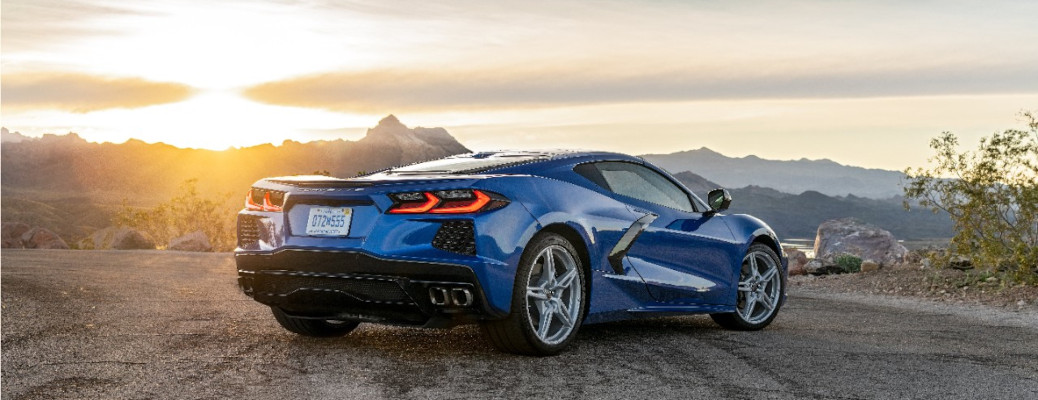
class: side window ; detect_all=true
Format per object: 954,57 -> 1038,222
576,162 -> 695,212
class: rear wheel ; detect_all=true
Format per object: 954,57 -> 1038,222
711,243 -> 785,330
482,233 -> 587,356
271,307 -> 360,337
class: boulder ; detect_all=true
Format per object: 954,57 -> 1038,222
78,226 -> 156,250
2,222 -> 31,248
20,227 -> 70,249
169,231 -> 212,252
813,218 -> 908,267
784,247 -> 810,276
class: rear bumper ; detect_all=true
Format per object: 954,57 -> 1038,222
235,250 -> 506,328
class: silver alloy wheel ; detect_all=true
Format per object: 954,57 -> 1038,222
525,245 -> 582,345
736,249 -> 782,324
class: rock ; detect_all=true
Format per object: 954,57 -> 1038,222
860,260 -> 880,273
804,259 -> 844,275
2,222 -> 31,248
78,226 -> 156,250
813,218 -> 908,267
20,227 -> 70,249
169,231 -> 212,252
784,247 -> 810,276
804,260 -> 824,275
948,255 -> 973,270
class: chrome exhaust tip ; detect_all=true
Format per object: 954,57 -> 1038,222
429,287 -> 449,306
450,288 -> 473,307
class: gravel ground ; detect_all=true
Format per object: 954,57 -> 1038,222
3,250 -> 1037,399
791,262 -> 1038,312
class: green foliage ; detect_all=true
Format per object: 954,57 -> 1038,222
834,254 -> 863,273
114,179 -> 236,251
311,170 -> 332,176
905,111 -> 1038,285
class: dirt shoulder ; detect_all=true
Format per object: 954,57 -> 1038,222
791,262 -> 1038,314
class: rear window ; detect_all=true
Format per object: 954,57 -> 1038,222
390,153 -> 548,174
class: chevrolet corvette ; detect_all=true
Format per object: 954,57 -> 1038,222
235,150 -> 787,355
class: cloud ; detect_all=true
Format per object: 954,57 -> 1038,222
1,73 -> 194,112
243,63 -> 1038,112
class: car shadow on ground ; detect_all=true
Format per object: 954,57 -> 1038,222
276,315 -> 728,357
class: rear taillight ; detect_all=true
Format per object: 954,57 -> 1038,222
387,189 -> 506,214
245,189 -> 284,212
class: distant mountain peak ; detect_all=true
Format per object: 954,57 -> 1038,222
689,147 -> 723,156
1,127 -> 32,143
376,114 -> 404,129
357,115 -> 469,164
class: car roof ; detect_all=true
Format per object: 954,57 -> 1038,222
382,149 -> 640,175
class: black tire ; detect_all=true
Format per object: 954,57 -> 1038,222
271,307 -> 360,337
481,233 -> 588,356
711,243 -> 785,330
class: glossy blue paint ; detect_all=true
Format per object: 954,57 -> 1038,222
236,150 -> 786,327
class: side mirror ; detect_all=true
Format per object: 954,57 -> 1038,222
707,188 -> 732,213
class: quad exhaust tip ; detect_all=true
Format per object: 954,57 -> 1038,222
428,286 -> 474,307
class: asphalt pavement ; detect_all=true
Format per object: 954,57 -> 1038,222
2,250 -> 1036,399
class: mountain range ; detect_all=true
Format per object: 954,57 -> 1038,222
1,116 -> 951,242
0,116 -> 468,240
642,148 -> 905,199
672,171 -> 951,239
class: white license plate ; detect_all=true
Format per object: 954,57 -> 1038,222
305,207 -> 352,236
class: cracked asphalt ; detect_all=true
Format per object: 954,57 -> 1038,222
2,250 -> 1037,399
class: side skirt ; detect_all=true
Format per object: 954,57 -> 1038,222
583,303 -> 735,325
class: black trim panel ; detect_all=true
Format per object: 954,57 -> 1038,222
607,213 -> 658,274
235,249 -> 505,326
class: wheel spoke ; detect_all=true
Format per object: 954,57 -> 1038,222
542,248 -> 556,284
527,286 -> 549,300
748,255 -> 760,276
760,265 -> 778,282
741,293 -> 757,317
758,292 -> 775,311
537,303 -> 553,338
555,268 -> 577,289
738,281 -> 754,292
555,301 -> 573,328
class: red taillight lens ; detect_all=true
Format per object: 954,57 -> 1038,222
245,189 -> 283,212
245,190 -> 263,211
387,190 -> 505,214
430,190 -> 490,213
387,192 -> 439,214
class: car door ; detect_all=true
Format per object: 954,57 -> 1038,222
585,161 -> 738,306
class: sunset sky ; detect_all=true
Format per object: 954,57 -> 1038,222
2,0 -> 1037,170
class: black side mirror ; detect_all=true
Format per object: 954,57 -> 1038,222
707,188 -> 732,212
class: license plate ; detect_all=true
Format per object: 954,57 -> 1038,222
305,207 -> 352,236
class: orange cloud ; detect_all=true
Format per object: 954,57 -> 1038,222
1,73 -> 194,112
243,64 -> 1038,113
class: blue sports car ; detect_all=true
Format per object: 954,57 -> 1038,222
235,150 -> 787,355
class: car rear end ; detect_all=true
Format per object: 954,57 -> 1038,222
234,171 -> 538,328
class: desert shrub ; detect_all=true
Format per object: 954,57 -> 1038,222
114,179 -> 237,251
904,111 -> 1038,285
834,254 -> 863,273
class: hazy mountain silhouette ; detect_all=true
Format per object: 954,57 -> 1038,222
1,127 -> 31,143
1,116 -> 469,241
671,171 -> 951,239
1,118 -> 951,243
642,147 -> 905,199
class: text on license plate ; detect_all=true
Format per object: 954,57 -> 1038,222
305,207 -> 352,236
